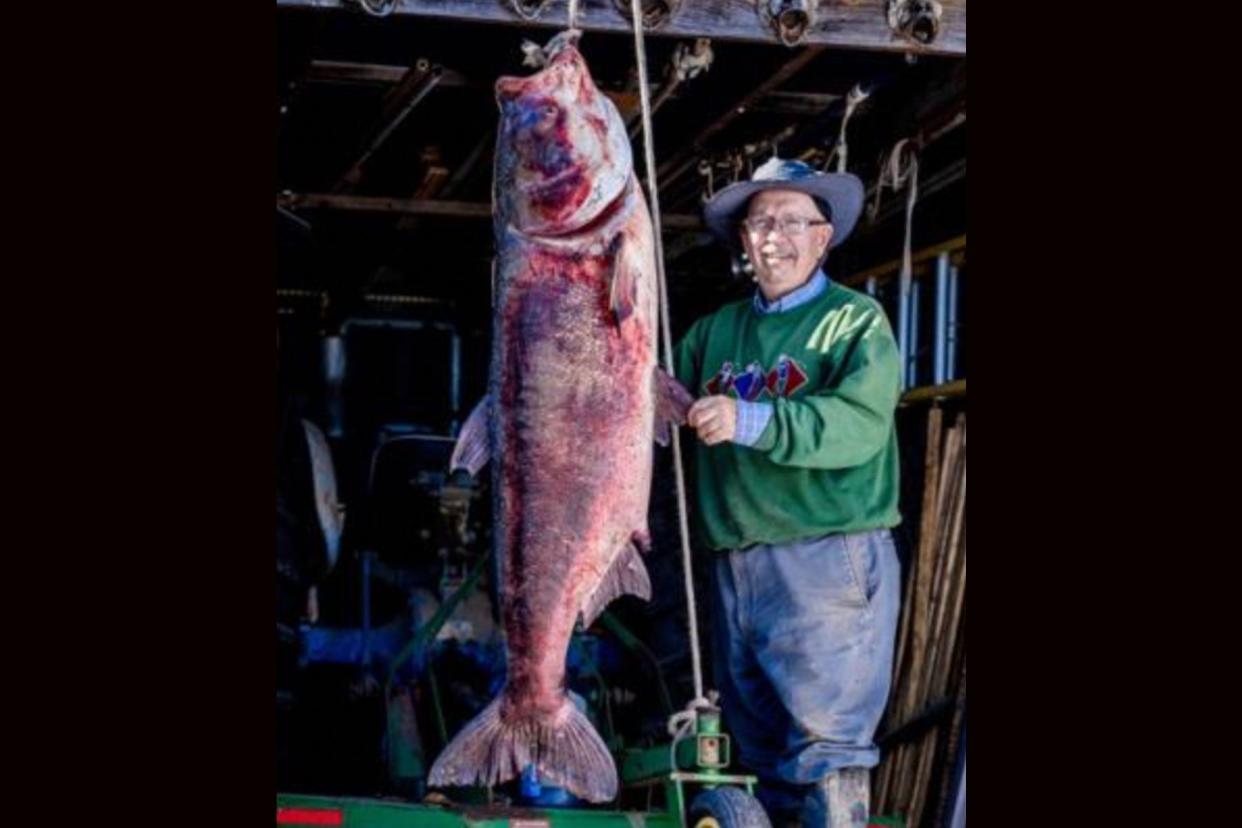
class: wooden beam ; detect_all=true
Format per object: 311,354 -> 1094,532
276,193 -> 705,230
308,59 -> 655,111
281,193 -> 491,217
440,133 -> 494,200
656,45 -> 826,190
277,0 -> 966,56
334,65 -> 444,191
306,60 -> 472,88
395,147 -> 452,231
750,91 -> 842,116
900,379 -> 966,404
842,234 -> 965,287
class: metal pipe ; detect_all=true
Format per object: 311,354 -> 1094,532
277,290 -> 445,306
947,263 -> 960,380
949,756 -> 966,828
341,318 -> 457,334
450,332 -> 462,434
933,251 -> 949,385
907,280 -> 921,389
897,283 -> 910,389
323,335 -> 346,438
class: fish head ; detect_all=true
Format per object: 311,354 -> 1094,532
494,43 -> 632,235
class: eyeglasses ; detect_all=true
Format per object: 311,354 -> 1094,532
743,216 -> 830,236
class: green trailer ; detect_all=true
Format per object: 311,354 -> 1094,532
278,705 -> 905,828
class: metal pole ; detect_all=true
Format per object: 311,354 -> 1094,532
323,335 -> 346,438
907,280 -> 921,389
866,276 -> 878,297
947,263 -> 960,380
450,332 -> 461,435
933,252 -> 949,385
897,282 -> 910,388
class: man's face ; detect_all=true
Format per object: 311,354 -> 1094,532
738,189 -> 834,302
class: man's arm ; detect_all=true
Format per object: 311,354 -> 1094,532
687,308 -> 900,466
754,310 -> 901,469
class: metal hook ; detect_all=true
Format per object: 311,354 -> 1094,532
614,0 -> 682,30
510,0 -> 553,21
886,0 -> 944,46
760,0 -> 816,47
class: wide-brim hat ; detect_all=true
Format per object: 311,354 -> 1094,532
703,156 -> 864,254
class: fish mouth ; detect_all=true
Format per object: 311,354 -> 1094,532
516,165 -> 583,194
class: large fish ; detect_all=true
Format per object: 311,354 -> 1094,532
428,32 -> 691,803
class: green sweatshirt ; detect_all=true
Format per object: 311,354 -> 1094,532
674,280 -> 902,550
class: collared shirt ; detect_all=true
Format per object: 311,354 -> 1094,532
752,269 -> 830,315
734,270 -> 830,446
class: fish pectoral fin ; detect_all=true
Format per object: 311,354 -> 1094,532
653,368 -> 695,446
607,234 -> 638,328
450,396 -> 491,476
580,539 -> 651,628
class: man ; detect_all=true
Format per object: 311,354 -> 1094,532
674,157 -> 903,828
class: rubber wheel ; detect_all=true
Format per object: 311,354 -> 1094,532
689,786 -> 773,828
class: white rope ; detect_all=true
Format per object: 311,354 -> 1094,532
666,695 -> 714,770
827,83 -> 870,173
629,0 -> 706,705
870,139 -> 920,321
568,0 -> 580,30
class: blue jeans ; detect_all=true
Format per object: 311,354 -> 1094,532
710,529 -> 901,816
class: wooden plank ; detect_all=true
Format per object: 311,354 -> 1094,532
277,0 -> 966,55
900,378 -> 966,404
842,234 -> 966,287
893,404 -> 941,688
308,59 -> 650,110
750,90 -> 842,115
307,60 -> 472,87
276,193 -> 705,229
280,193 -> 492,217
397,143 -> 478,231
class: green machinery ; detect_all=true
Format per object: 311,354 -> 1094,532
279,698 -> 903,827
277,491 -> 907,827
278,704 -> 764,828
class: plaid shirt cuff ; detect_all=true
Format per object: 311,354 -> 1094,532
732,400 -> 773,447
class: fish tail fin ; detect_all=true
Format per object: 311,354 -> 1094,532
427,694 -> 618,803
